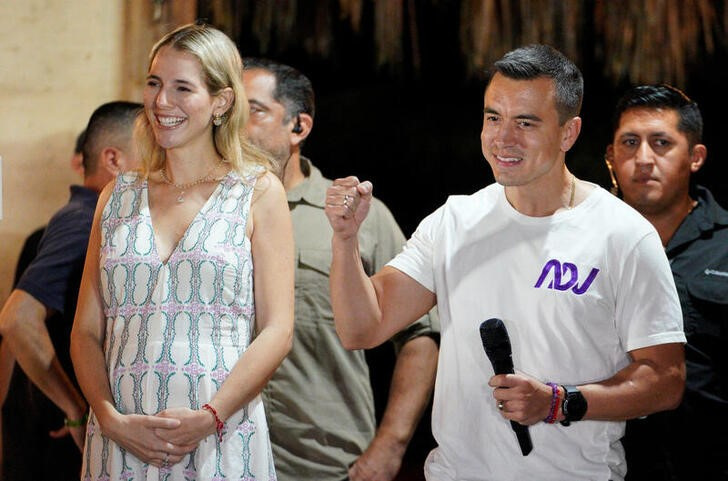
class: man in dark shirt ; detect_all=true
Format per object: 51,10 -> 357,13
606,84 -> 728,480
0,129 -> 84,421
0,101 -> 140,481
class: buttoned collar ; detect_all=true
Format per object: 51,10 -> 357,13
286,157 -> 328,208
666,185 -> 728,254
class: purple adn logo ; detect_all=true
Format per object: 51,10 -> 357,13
534,259 -> 600,295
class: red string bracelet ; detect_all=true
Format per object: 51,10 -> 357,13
544,382 -> 561,424
202,403 -> 224,442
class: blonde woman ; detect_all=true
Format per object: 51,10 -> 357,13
71,23 -> 293,479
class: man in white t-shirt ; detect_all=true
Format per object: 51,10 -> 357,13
324,45 -> 686,480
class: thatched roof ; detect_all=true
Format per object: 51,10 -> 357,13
196,0 -> 726,87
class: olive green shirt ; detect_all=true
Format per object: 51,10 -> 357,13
263,159 -> 437,481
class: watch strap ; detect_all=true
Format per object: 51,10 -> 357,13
560,384 -> 587,426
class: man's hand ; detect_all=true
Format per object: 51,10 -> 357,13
348,432 -> 406,481
325,176 -> 373,240
489,373 -> 553,426
49,423 -> 86,452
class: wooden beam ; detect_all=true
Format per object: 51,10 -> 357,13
121,0 -> 197,102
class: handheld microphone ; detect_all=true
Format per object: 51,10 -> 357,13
479,318 -> 533,456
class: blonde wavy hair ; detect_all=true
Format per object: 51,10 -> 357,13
136,23 -> 272,178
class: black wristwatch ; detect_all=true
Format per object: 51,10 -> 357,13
560,385 -> 587,426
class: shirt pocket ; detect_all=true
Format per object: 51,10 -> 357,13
295,248 -> 334,327
297,248 -> 332,280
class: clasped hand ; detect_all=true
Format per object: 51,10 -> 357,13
102,407 -> 216,468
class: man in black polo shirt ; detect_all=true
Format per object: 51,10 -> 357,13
606,84 -> 728,480
0,101 -> 140,481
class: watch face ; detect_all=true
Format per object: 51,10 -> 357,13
563,386 -> 587,422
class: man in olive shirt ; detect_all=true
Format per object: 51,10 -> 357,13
243,58 -> 439,481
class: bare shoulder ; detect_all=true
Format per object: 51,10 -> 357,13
94,179 -> 119,219
99,179 -> 116,202
247,171 -> 288,238
251,170 -> 286,207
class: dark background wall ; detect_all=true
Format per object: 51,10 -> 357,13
202,1 -> 728,477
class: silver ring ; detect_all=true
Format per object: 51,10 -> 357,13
344,194 -> 352,205
497,401 -> 504,411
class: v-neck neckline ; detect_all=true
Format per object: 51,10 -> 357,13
144,172 -> 231,266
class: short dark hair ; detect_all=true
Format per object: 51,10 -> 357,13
612,84 -> 703,148
243,57 -> 315,121
489,44 -> 583,124
82,101 -> 141,176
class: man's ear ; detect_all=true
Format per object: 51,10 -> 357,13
689,144 -> 707,174
560,116 -> 582,152
100,147 -> 124,176
70,153 -> 84,177
605,144 -> 614,163
290,113 -> 313,147
604,145 -> 620,196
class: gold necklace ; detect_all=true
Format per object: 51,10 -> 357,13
160,160 -> 223,204
568,174 -> 576,209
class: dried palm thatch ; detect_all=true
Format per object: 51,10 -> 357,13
339,0 -> 409,67
339,0 -> 412,69
339,0 -> 365,32
201,0 -> 411,69
199,0 -> 725,86
460,0 -> 583,76
595,0 -> 719,86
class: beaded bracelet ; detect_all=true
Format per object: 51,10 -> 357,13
202,403 -> 224,443
543,382 -> 561,424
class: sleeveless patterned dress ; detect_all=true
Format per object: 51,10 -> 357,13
81,171 -> 276,480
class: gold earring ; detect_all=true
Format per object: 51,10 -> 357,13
604,155 -> 619,196
213,113 -> 223,126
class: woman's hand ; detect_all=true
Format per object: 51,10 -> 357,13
100,411 -> 196,467
154,407 -> 218,447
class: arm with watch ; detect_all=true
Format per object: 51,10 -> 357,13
488,342 -> 685,426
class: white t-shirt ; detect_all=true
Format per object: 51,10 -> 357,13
388,183 -> 685,481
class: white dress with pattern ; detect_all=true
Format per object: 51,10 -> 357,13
81,171 -> 276,481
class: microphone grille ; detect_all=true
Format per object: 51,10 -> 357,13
479,318 -> 512,359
